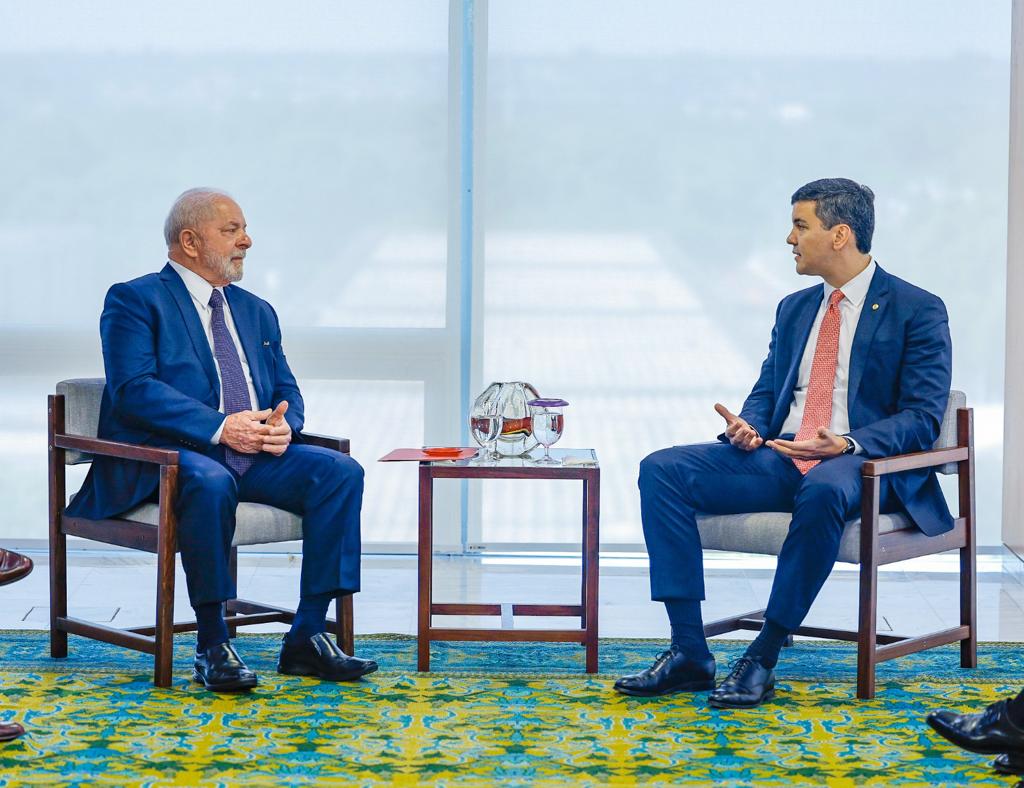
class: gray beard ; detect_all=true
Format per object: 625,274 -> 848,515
209,253 -> 244,283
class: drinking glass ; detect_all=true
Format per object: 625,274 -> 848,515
527,398 -> 568,465
469,412 -> 503,461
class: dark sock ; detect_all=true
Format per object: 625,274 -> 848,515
665,599 -> 712,659
286,591 -> 335,644
195,602 -> 229,653
744,619 -> 789,669
1008,688 -> 1024,729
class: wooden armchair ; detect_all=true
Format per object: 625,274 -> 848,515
48,378 -> 355,687
696,391 -> 975,698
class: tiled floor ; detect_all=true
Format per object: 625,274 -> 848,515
5,547 -> 1024,644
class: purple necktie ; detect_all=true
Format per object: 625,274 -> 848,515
209,288 -> 255,475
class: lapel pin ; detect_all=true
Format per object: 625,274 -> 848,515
871,303 -> 879,310
262,340 -> 270,346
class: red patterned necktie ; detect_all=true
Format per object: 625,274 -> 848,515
793,289 -> 845,474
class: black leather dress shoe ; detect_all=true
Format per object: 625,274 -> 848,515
708,656 -> 775,709
927,700 -> 1024,756
613,646 -> 716,697
277,632 -> 378,681
193,642 -> 259,692
0,722 -> 25,742
994,752 -> 1024,776
0,549 -> 32,587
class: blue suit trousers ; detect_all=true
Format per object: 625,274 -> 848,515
174,444 -> 364,607
639,442 -> 897,631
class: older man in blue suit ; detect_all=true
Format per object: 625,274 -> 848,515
615,178 -> 952,708
67,188 -> 376,691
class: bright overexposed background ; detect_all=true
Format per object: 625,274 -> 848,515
0,0 -> 1011,546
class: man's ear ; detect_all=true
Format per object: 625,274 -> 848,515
178,229 -> 201,260
832,223 -> 853,251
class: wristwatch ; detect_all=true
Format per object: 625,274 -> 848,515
841,436 -> 856,455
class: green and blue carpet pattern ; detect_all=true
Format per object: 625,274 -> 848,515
0,632 -> 1020,786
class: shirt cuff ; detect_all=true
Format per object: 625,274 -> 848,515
211,417 -> 226,445
849,437 -> 863,455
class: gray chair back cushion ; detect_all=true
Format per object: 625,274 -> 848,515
117,502 -> 303,546
934,390 -> 967,474
57,378 -> 305,546
56,378 -> 105,464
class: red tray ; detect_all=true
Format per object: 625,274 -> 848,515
379,448 -> 479,462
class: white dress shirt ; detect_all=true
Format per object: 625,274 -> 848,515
168,260 -> 259,444
779,260 -> 877,450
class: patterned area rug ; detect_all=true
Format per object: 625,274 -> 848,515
0,632 -> 1021,786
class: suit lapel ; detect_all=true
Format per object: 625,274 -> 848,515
158,264 -> 220,397
848,265 -> 891,406
223,285 -> 266,407
776,288 -> 823,427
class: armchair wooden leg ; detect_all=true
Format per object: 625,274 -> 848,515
154,545 -> 175,688
49,528 -> 68,659
153,466 -> 178,688
48,394 -> 68,659
857,475 -> 881,700
154,561 -> 175,688
227,547 -> 239,639
856,563 -> 878,700
958,408 -> 977,669
335,594 -> 354,655
959,533 -> 977,669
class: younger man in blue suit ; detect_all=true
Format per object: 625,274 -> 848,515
615,179 -> 952,708
67,188 -> 376,691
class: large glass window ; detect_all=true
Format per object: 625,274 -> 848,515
481,0 -> 1011,545
0,1 -> 448,541
0,1 -> 1013,550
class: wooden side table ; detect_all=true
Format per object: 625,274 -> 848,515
417,449 -> 600,672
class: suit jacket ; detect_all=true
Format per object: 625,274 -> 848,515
724,264 -> 954,536
66,263 -> 305,520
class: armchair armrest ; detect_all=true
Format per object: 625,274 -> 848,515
53,434 -> 179,465
299,432 -> 350,454
861,446 -> 968,477
54,431 -> 350,464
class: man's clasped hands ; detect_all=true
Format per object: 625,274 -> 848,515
221,401 -> 292,457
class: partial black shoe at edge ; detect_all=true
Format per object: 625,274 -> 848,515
277,632 -> 378,682
707,656 -> 775,709
927,699 -> 1024,757
993,752 -> 1024,776
193,642 -> 259,692
613,646 -> 716,697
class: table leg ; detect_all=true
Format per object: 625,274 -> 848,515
417,464 -> 433,672
584,472 -> 600,673
580,479 -> 588,630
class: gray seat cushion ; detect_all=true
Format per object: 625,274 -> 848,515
694,390 -> 965,564
697,511 -> 914,565
118,502 -> 302,547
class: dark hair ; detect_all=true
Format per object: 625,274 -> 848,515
791,178 -> 875,254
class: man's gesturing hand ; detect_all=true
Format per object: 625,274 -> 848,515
767,428 -> 846,460
261,401 -> 293,457
715,403 -> 763,451
221,408 -> 273,454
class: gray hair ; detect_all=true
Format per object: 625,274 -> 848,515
163,187 -> 235,247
